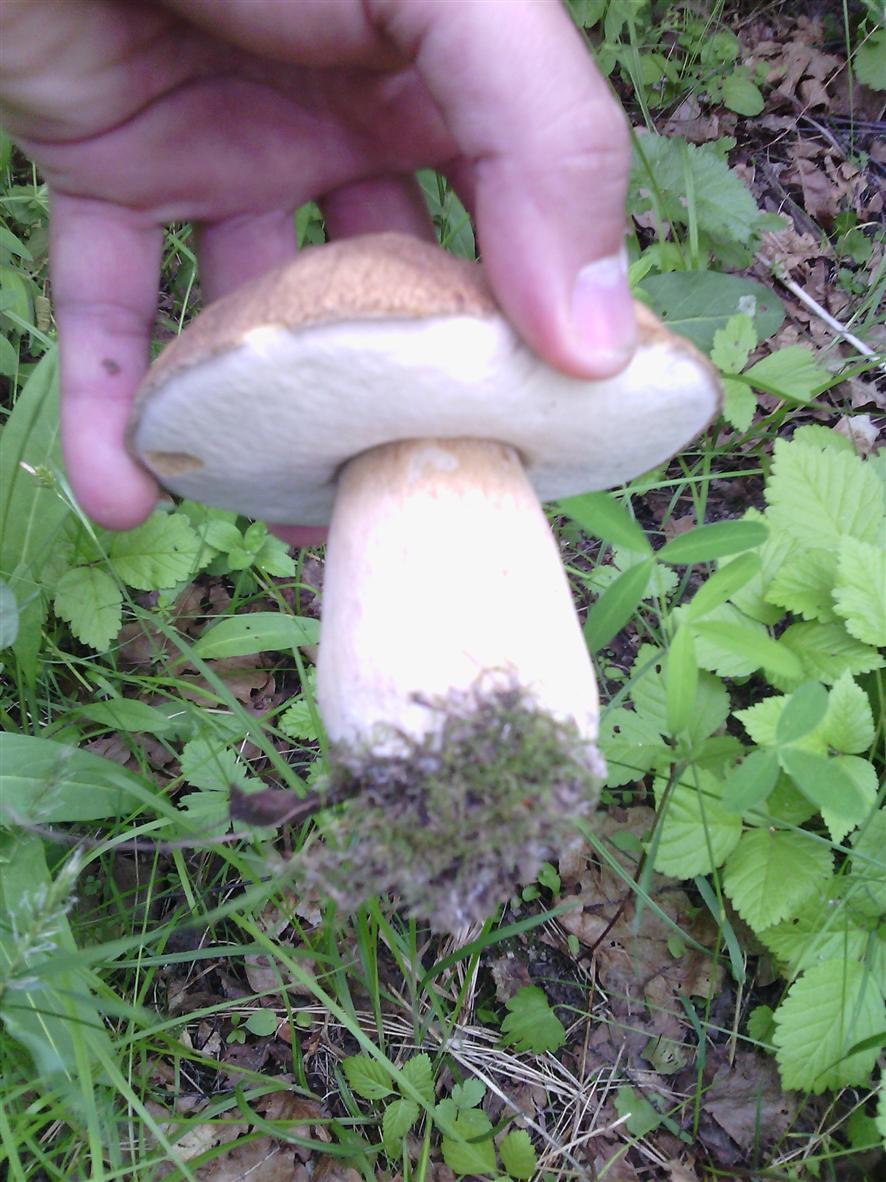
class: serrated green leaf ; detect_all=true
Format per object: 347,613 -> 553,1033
746,1005 -> 776,1046
54,566 -> 122,651
833,536 -> 886,647
781,747 -> 864,822
686,553 -> 761,621
558,491 -> 651,553
722,747 -> 780,813
776,682 -> 829,745
761,879 -> 875,972
821,757 -> 878,844
451,1079 -> 486,1109
724,829 -> 833,932
737,694 -> 826,753
657,520 -> 768,565
499,1129 -> 537,1179
641,271 -> 784,352
710,313 -> 756,373
722,70 -> 765,115
441,1108 -> 495,1177
745,346 -> 831,402
877,1077 -> 886,1144
725,508 -> 792,625
825,672 -> 875,754
77,698 -> 173,734
598,707 -> 666,787
652,771 -> 742,876
108,512 -> 200,589
666,623 -> 697,735
765,439 -> 883,550
849,810 -> 886,917
773,960 -> 884,1092
343,1054 -> 394,1100
585,558 -> 654,651
180,737 -> 255,793
252,533 -> 297,577
383,1098 -> 419,1156
191,613 -> 319,659
721,377 -> 757,432
399,1054 -> 435,1105
501,986 -> 565,1053
765,545 -> 839,624
745,773 -> 818,828
777,620 -> 884,686
279,697 -> 319,742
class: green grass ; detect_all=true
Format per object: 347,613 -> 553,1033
2,2 -> 885,1178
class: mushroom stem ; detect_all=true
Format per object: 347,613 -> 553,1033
317,437 -> 600,753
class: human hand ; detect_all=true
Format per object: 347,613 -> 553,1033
0,0 -> 632,535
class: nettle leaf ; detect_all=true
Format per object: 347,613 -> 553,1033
652,771 -> 742,876
765,438 -> 883,551
825,672 -> 875,755
820,757 -> 878,845
501,986 -> 565,1053
773,960 -> 885,1092
833,536 -> 886,647
343,1054 -> 393,1100
399,1053 -> 435,1105
710,312 -> 756,373
53,566 -> 122,651
382,1098 -> 419,1157
499,1130 -> 537,1180
724,829 -> 833,932
108,511 -> 200,589
776,621 -> 884,688
765,547 -> 839,623
745,345 -> 831,402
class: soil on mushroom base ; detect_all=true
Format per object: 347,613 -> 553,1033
298,687 -> 605,932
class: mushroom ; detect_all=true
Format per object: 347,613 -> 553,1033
128,232 -> 721,928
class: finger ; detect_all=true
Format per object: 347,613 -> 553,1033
51,193 -> 161,529
196,208 -> 297,301
384,0 -> 634,378
321,174 -> 435,242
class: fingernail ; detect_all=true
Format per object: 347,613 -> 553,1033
571,248 -> 636,372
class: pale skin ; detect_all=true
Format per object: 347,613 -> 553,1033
0,0 -> 633,542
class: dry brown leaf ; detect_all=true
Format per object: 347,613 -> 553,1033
835,414 -> 880,456
702,1053 -> 798,1153
313,1157 -> 362,1182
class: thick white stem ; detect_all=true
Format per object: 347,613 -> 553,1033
317,438 -> 599,751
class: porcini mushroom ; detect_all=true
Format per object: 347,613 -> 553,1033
128,232 -> 721,929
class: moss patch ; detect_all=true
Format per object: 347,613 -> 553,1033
299,689 -> 604,931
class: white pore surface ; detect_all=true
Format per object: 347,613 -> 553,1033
132,314 -> 718,524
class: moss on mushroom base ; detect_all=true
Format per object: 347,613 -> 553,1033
300,687 -> 605,932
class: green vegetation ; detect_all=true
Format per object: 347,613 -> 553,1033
1,2 -> 884,1177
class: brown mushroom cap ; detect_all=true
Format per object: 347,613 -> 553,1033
128,232 -> 720,523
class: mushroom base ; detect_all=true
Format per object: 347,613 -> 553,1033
298,686 -> 605,932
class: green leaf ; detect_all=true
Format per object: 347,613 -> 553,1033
745,345 -> 831,402
686,554 -> 761,621
722,747 -> 780,813
77,698 -> 174,734
614,1085 -> 661,1138
641,271 -> 784,352
710,313 -> 756,373
666,623 -> 697,735
657,519 -> 768,564
499,1130 -> 537,1180
692,617 -> 803,680
440,1109 -> 495,1177
820,756 -> 878,844
501,986 -> 565,1053
848,809 -> 886,917
244,1010 -> 278,1037
0,576 -> 19,648
558,491 -> 651,554
383,1098 -> 419,1156
721,377 -> 756,432
251,533 -> 297,577
652,771 -> 742,876
399,1053 -> 435,1105
776,682 -> 829,745
877,1078 -> 886,1145
854,27 -> 886,90
777,621 -> 884,687
0,733 -> 155,824
773,960 -> 885,1092
760,879 -> 871,971
766,547 -> 839,623
724,829 -> 833,932
746,1005 -> 776,1046
343,1054 -> 394,1100
824,672 -> 875,754
191,613 -> 319,660
784,747 -> 874,832
721,70 -> 765,115
53,567 -> 122,651
279,696 -> 320,742
180,737 -> 255,793
765,438 -> 883,551
833,536 -> 886,647
598,706 -> 666,788
585,558 -> 654,651
451,1079 -> 486,1109
108,511 -> 200,589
